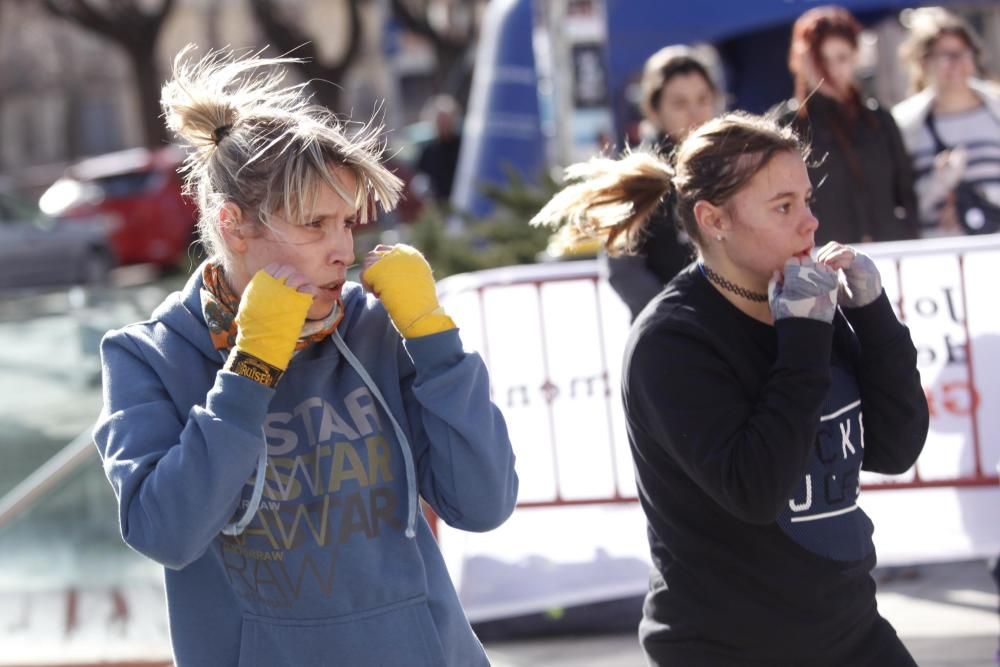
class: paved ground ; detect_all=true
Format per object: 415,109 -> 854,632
485,559 -> 999,666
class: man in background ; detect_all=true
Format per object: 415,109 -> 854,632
416,95 -> 463,205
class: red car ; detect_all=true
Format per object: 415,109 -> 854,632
40,146 -> 198,268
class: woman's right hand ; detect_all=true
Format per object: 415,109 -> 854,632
232,264 -> 316,373
926,149 -> 967,233
932,147 -> 967,193
768,256 -> 839,323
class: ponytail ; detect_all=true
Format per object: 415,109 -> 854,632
530,150 -> 674,254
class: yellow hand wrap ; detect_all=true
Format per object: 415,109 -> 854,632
362,244 -> 456,339
233,271 -> 313,371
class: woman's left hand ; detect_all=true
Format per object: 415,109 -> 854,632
816,242 -> 882,308
361,243 -> 456,338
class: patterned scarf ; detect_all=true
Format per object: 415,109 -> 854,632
200,261 -> 343,356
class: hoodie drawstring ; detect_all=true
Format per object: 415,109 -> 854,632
222,430 -> 268,536
332,331 -> 419,539
222,331 -> 417,540
220,330 -> 420,540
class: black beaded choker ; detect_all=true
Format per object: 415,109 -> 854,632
699,263 -> 769,303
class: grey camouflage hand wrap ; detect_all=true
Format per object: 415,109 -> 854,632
839,251 -> 882,308
768,261 -> 839,323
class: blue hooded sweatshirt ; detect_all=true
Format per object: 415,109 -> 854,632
93,266 -> 518,666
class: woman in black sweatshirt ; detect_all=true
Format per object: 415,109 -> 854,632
532,112 -> 928,665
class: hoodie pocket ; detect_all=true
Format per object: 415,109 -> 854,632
236,594 -> 446,667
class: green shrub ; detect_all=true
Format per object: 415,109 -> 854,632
404,167 -> 562,278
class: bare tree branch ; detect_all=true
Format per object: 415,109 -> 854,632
44,0 -> 114,35
42,0 -> 176,147
388,0 -> 475,97
388,0 -> 467,52
250,0 -> 362,113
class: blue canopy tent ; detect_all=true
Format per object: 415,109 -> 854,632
603,0 -> 926,93
450,0 -> 546,219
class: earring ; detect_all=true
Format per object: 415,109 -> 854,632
716,234 -> 723,241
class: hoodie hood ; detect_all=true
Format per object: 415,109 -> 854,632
150,266 -> 220,362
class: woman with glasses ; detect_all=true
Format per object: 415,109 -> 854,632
893,8 -> 1000,236
779,5 -> 919,245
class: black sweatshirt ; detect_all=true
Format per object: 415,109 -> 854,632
622,265 -> 928,665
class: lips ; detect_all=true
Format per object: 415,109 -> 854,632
317,280 -> 344,298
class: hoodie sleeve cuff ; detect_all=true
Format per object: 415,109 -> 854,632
402,327 -> 465,375
206,370 -> 275,436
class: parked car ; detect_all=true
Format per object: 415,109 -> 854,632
39,146 -> 198,268
0,189 -> 115,290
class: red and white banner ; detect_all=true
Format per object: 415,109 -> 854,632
436,235 -> 1000,622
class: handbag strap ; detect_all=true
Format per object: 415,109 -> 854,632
923,111 -> 951,154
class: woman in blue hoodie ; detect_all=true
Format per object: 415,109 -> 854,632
93,46 -> 518,667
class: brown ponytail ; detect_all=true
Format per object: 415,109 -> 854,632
530,150 -> 674,254
533,112 -> 807,256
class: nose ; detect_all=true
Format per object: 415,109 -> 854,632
327,225 -> 355,266
803,207 -> 819,236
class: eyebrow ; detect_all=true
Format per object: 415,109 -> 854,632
306,209 -> 356,221
766,190 -> 812,202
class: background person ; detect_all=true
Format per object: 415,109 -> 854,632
780,5 -> 919,244
602,45 -> 722,321
893,7 -> 1000,236
532,112 -> 928,665
93,47 -> 517,667
415,94 -> 463,206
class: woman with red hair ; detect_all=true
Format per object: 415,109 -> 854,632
780,5 -> 919,244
